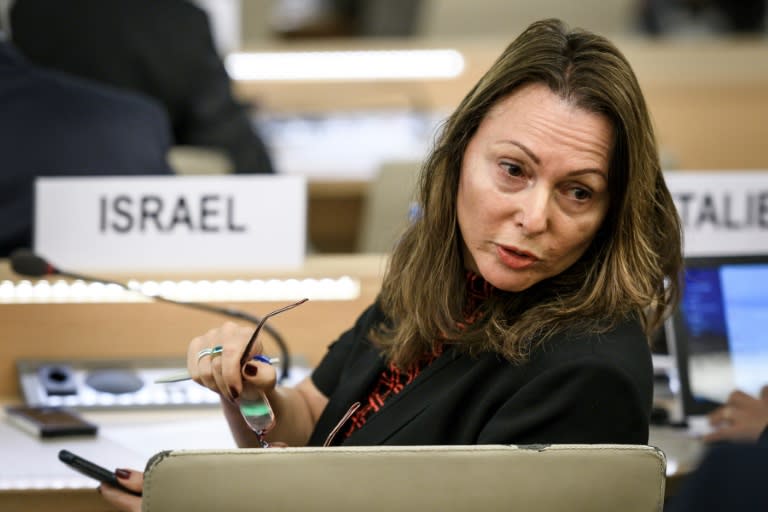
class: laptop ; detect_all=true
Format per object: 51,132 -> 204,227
665,254 -> 768,434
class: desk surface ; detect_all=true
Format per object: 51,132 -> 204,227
0,401 -> 708,511
0,403 -> 238,511
1,253 -> 710,508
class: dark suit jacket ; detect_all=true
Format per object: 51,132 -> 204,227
669,440 -> 768,511
0,41 -> 173,257
308,302 -> 653,446
10,0 -> 274,174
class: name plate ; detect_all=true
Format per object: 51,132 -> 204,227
665,171 -> 768,256
34,175 -> 306,271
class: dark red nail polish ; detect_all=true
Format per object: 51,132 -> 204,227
243,363 -> 258,377
229,387 -> 239,399
115,469 -> 131,479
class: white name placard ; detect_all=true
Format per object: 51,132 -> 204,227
34,175 -> 306,271
664,171 -> 768,256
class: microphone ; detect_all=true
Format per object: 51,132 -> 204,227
9,248 -> 294,382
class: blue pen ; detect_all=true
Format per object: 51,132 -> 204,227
154,355 -> 279,383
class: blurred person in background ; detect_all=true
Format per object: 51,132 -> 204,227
0,33 -> 173,257
667,386 -> 768,511
705,385 -> 768,443
10,0 -> 275,174
269,0 -> 422,37
637,0 -> 766,35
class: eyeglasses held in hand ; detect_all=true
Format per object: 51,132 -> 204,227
154,298 -> 309,384
237,298 -> 308,447
154,298 -> 308,447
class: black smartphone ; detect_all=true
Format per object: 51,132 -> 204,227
5,406 -> 97,438
58,449 -> 142,497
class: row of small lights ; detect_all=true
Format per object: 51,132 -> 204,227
0,478 -> 97,491
0,277 -> 360,303
39,389 -> 219,408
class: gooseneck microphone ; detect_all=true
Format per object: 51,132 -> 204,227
9,248 -> 293,381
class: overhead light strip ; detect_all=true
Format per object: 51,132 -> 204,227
225,48 -> 465,81
0,277 -> 361,303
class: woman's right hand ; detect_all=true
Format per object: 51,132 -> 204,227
186,322 -> 278,403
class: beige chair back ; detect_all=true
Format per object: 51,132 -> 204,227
357,160 -> 420,253
142,444 -> 666,512
168,145 -> 233,175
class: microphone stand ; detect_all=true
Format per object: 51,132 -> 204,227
10,250 -> 293,382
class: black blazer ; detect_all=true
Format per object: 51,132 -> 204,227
10,0 -> 274,174
0,41 -> 173,256
669,440 -> 768,511
309,303 -> 653,447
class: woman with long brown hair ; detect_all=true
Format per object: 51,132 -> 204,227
100,18 -> 682,510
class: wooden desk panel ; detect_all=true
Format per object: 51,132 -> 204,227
1,300 -> 358,397
308,181 -> 367,253
0,490 -> 110,512
644,83 -> 768,170
0,255 -> 387,398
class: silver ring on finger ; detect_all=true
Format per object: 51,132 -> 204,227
197,347 -> 214,361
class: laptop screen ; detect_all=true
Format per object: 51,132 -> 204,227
667,255 -> 768,416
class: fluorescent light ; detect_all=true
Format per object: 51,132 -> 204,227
0,277 -> 360,303
225,49 -> 465,81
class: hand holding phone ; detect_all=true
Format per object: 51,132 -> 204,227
58,449 -> 142,497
